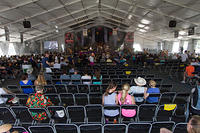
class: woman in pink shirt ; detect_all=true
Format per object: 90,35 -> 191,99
118,83 -> 136,118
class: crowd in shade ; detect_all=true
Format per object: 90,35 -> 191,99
0,44 -> 200,133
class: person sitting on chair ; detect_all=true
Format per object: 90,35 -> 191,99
26,85 -> 53,121
181,62 -> 195,84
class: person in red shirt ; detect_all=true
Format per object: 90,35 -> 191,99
181,62 -> 195,83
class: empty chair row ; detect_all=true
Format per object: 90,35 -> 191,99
8,81 -> 171,95
0,92 -> 191,107
12,122 -> 187,133
0,104 -> 188,125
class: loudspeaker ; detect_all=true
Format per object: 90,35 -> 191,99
23,20 -> 31,28
169,20 -> 176,27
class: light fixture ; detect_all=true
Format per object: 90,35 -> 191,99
179,30 -> 186,35
139,29 -> 147,32
128,14 -> 132,19
141,19 -> 151,24
144,26 -> 150,30
138,24 -> 145,28
55,25 -> 58,28
178,36 -> 183,39
56,29 -> 59,33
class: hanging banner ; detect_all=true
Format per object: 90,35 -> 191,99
113,28 -> 117,35
125,32 -> 134,43
83,29 -> 88,36
65,32 -> 74,44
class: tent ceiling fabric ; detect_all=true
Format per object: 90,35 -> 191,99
0,0 -> 199,41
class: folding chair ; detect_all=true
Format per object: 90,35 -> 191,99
159,92 -> 176,105
55,84 -> 67,93
120,105 -> 138,123
103,105 -> 120,123
85,105 -> 103,123
66,85 -> 78,93
161,84 -> 173,93
90,85 -> 101,93
54,124 -> 78,133
44,85 -> 57,93
103,124 -> 127,133
71,79 -> 81,85
61,79 -> 71,85
60,93 -> 75,107
101,84 -> 109,94
173,123 -> 187,133
74,93 -> 88,106
16,94 -> 29,106
28,108 -> 52,124
78,84 -> 89,93
11,106 -> 33,124
0,94 -> 15,105
88,93 -> 102,104
47,106 -> 67,124
0,107 -> 16,124
80,124 -> 102,133
150,121 -> 175,133
67,106 -> 86,124
52,79 -> 62,85
82,79 -> 92,85
112,79 -> 122,85
11,126 -> 29,133
28,125 -> 55,133
173,93 -> 190,105
7,85 -> 21,93
138,104 -> 157,122
128,123 -> 152,133
145,93 -> 161,104
44,94 -> 60,106
20,85 -> 35,94
122,79 -> 132,84
155,105 -> 175,121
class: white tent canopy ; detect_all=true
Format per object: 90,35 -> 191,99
0,0 -> 199,42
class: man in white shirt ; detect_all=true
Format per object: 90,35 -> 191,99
181,51 -> 188,63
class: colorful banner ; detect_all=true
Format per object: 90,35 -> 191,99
83,29 -> 88,36
125,32 -> 134,43
65,32 -> 74,44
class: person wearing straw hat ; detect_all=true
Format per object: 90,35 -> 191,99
0,121 -> 18,133
129,77 -> 147,103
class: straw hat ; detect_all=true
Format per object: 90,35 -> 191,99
134,77 -> 146,86
0,124 -> 12,132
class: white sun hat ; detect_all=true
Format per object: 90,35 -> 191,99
134,77 -> 146,86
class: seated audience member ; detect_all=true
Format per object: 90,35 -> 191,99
160,115 -> 200,133
0,121 -> 19,133
60,58 -> 67,67
60,70 -> 70,80
181,62 -> 195,83
129,77 -> 147,103
27,69 -> 36,81
71,70 -> 81,80
0,87 -> 13,106
34,72 -> 47,86
102,82 -> 119,123
26,85 -> 53,121
118,83 -> 136,118
93,69 -> 102,85
19,73 -> 34,94
81,70 -> 91,85
144,80 -> 160,103
53,60 -> 61,69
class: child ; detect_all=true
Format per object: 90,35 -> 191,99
102,82 -> 119,123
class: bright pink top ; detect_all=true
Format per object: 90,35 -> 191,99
118,93 -> 136,117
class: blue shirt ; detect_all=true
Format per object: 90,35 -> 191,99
146,87 -> 160,103
20,80 -> 34,94
42,57 -> 49,68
